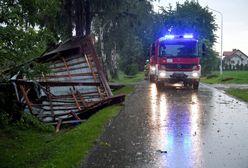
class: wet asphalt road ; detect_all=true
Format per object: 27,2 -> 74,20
83,81 -> 248,168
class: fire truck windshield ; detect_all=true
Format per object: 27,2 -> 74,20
159,41 -> 198,58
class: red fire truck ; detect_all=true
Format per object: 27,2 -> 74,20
149,34 -> 205,90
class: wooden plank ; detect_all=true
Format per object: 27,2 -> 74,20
83,36 -> 112,97
61,57 -> 87,111
83,46 -> 103,99
55,119 -> 62,133
70,88 -> 82,110
70,111 -> 81,120
19,85 -> 33,114
76,91 -> 87,107
47,120 -> 86,125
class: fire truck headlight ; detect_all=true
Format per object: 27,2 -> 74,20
151,66 -> 156,71
159,71 -> 166,78
192,72 -> 199,78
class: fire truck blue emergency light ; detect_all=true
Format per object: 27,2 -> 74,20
164,35 -> 175,39
183,34 -> 194,39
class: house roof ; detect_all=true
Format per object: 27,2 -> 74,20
223,49 -> 248,60
223,51 -> 235,57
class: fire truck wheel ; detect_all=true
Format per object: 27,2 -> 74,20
156,81 -> 164,89
149,75 -> 155,82
193,82 -> 199,90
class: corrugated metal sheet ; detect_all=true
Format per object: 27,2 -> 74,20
13,36 -> 125,125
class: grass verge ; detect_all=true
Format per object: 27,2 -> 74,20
201,71 -> 248,84
0,105 -> 122,168
0,83 -> 137,168
225,89 -> 248,102
111,71 -> 144,84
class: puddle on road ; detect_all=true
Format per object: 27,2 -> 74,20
145,83 -> 248,168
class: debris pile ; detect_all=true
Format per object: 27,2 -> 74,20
11,36 -> 125,129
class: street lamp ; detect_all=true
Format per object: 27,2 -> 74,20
208,7 -> 223,75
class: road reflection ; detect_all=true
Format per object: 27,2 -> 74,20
148,83 -> 203,167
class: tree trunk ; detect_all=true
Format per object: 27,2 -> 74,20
85,0 -> 91,35
99,25 -> 108,80
64,0 -> 73,38
75,0 -> 84,36
110,43 -> 118,79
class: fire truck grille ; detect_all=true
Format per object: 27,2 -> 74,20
165,64 -> 196,70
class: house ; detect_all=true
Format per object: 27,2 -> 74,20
223,49 -> 248,70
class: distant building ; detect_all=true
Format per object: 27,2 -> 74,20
223,49 -> 248,70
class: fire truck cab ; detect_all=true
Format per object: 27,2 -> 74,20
150,34 -> 203,89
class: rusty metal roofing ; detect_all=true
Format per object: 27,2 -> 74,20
12,36 -> 125,126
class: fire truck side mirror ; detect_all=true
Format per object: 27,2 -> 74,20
202,43 -> 207,56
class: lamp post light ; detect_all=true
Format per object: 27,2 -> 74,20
208,7 -> 223,75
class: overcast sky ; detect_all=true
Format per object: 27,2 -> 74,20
152,0 -> 248,55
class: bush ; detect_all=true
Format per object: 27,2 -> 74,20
15,113 -> 53,132
0,111 -> 10,128
206,74 -> 218,79
221,77 -> 234,82
124,63 -> 139,76
0,84 -> 23,127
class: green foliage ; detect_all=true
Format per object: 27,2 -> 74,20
1,0 -> 219,78
0,85 -> 23,127
125,64 -> 139,75
0,111 -> 9,128
224,63 -> 247,71
15,113 -> 53,132
93,0 -> 157,78
111,71 -> 144,84
160,0 -> 217,45
0,0 -> 59,74
201,48 -> 219,75
19,62 -> 51,79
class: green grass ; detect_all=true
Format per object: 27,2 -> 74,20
0,84 -> 136,168
113,85 -> 135,95
201,71 -> 248,84
226,89 -> 248,102
201,71 -> 248,102
111,71 -> 144,84
0,105 -> 122,168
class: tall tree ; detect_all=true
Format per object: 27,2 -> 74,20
161,0 -> 217,44
0,0 -> 60,74
159,0 -> 219,74
93,0 -> 160,77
